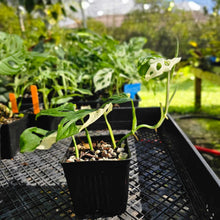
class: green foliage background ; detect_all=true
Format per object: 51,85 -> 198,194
0,1 -> 220,61
0,0 -> 219,115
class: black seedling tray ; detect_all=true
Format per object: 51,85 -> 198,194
0,107 -> 219,219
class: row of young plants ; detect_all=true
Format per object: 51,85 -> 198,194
0,31 -> 89,111
0,40 -> 180,160
0,30 -> 162,114
19,44 -> 181,152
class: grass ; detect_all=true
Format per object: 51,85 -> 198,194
139,66 -> 220,116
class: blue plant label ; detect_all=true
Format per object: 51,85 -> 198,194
124,83 -> 141,99
210,56 -> 216,63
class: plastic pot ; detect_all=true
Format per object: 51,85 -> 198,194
71,94 -> 141,109
17,95 -> 44,112
61,134 -> 131,218
1,115 -> 29,159
28,114 -> 62,131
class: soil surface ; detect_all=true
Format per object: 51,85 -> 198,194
65,139 -> 128,162
0,116 -> 20,124
171,114 -> 220,178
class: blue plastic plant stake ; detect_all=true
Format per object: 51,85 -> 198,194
124,83 -> 141,99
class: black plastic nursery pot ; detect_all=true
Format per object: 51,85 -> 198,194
0,114 -> 61,159
0,115 -> 29,159
28,114 -> 62,131
61,135 -> 131,218
72,94 -> 141,109
71,97 -> 103,109
17,96 -> 34,112
17,95 -> 43,112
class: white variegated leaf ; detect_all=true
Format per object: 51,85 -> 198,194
36,131 -> 57,150
93,68 -> 113,92
145,57 -> 181,81
79,103 -> 113,132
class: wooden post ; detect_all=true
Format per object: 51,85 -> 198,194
195,77 -> 201,110
191,66 -> 220,110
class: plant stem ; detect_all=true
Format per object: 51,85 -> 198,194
164,71 -> 171,116
42,83 -> 49,110
103,113 -> 117,149
43,93 -> 48,110
116,77 -> 119,95
72,135 -> 79,159
81,118 -> 94,151
117,71 -> 172,145
131,99 -> 137,132
117,131 -> 133,146
85,127 -> 94,151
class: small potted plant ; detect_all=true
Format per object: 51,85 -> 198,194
19,55 -> 181,217
0,103 -> 28,159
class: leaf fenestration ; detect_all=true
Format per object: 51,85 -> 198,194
93,68 -> 113,92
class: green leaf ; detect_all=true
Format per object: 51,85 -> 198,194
75,88 -> 93,95
20,127 -> 49,153
105,93 -> 131,105
50,96 -> 73,106
138,55 -> 161,77
57,117 -> 80,141
0,33 -> 26,76
93,68 -> 113,92
70,5 -> 77,12
0,51 -> 26,75
56,109 -> 94,141
36,103 -> 76,118
129,37 -> 147,51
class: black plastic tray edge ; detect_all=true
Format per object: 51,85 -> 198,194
167,113 -> 220,186
165,113 -> 220,218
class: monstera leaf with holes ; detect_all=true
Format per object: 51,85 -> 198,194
138,56 -> 181,81
93,68 -> 114,92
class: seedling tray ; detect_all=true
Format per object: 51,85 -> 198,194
0,108 -> 219,219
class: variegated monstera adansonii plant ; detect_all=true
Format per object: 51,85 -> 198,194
137,56 -> 181,129
20,56 -> 181,159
